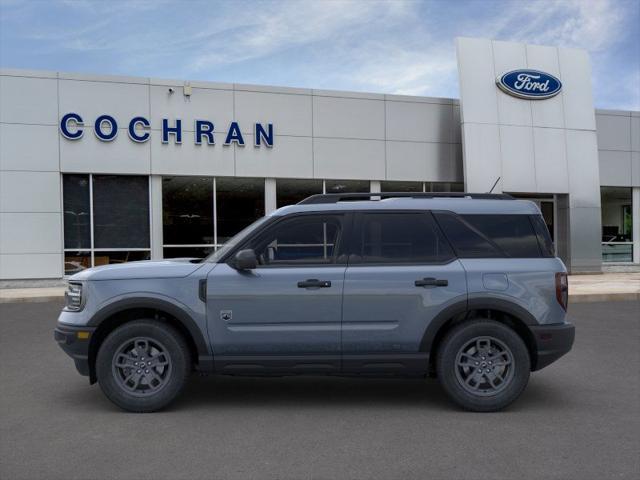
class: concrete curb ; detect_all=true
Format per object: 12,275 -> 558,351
568,292 -> 640,303
0,295 -> 65,304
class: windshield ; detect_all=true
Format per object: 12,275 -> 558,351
202,216 -> 271,263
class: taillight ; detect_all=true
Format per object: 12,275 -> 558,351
555,272 -> 568,311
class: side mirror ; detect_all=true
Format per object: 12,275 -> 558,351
233,249 -> 257,270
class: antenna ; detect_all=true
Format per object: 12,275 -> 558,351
488,176 -> 501,194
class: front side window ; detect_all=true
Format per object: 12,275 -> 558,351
249,215 -> 343,266
356,212 -> 454,264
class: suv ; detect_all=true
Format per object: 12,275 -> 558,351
55,192 -> 574,412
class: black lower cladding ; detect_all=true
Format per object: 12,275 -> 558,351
530,322 -> 575,371
54,324 -> 96,376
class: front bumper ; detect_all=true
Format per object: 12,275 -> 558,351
54,324 -> 96,377
530,322 -> 575,371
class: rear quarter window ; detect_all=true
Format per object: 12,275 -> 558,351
462,214 -> 542,258
434,212 -> 545,258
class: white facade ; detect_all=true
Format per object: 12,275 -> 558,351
0,37 -> 639,280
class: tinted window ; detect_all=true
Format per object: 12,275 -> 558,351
250,215 -> 342,265
462,215 -> 541,258
162,177 -> 213,245
63,175 -> 90,249
276,179 -> 323,208
325,180 -> 370,193
530,215 -> 555,257
434,213 -> 502,258
216,177 -> 264,244
357,213 -> 454,264
93,175 -> 150,248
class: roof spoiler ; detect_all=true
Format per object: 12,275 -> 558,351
297,192 -> 514,205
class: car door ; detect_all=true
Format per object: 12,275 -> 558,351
341,211 -> 467,374
206,213 -> 349,373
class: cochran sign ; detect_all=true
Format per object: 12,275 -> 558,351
496,69 -> 562,100
59,113 -> 274,147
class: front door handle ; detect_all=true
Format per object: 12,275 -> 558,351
297,279 -> 332,288
415,278 -> 448,287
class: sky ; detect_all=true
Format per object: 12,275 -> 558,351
1,0 -> 638,110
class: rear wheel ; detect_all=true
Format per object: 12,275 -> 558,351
436,319 -> 530,412
96,320 -> 191,412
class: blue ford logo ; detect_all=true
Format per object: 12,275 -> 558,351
496,69 -> 562,99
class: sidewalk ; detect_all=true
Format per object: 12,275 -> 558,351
1,274 -> 639,304
568,273 -> 640,303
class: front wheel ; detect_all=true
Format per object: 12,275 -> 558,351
96,320 -> 191,412
436,319 -> 530,412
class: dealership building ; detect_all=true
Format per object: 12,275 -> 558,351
0,37 -> 638,280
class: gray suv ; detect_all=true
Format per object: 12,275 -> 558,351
55,192 -> 574,412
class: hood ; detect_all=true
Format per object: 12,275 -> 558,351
69,258 -> 204,281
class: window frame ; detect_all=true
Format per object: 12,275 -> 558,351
348,210 -> 457,266
222,212 -> 353,268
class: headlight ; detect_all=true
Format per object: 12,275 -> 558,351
64,282 -> 84,311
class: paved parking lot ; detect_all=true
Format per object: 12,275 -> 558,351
1,300 -> 638,480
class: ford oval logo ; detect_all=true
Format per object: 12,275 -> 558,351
496,69 -> 562,100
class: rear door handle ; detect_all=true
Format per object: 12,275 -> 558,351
297,279 -> 332,288
415,278 -> 448,287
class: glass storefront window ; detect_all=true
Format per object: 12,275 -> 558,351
62,174 -> 151,275
93,251 -> 151,266
93,175 -> 150,249
162,177 -> 214,246
380,181 -> 423,192
64,251 -> 91,276
429,182 -> 464,192
163,247 -> 214,259
216,177 -> 265,244
325,179 -> 370,193
63,175 -> 91,249
276,179 -> 323,207
601,187 -> 633,262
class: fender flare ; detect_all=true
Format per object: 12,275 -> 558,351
87,296 -> 210,359
419,296 -> 538,353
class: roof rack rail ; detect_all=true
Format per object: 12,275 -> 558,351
297,192 -> 514,205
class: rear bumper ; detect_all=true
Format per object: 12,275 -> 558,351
530,322 -> 575,371
54,324 -> 96,377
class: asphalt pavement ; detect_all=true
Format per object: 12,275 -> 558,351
0,300 -> 638,480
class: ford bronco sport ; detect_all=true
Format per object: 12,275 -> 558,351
55,192 -> 575,412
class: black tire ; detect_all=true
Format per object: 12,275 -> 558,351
96,320 -> 191,412
436,319 -> 530,412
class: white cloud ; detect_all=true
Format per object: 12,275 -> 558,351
188,0 -> 413,72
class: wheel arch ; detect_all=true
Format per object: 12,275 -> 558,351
422,298 -> 539,374
86,297 -> 211,384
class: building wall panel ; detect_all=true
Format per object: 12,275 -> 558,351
0,124 -> 59,171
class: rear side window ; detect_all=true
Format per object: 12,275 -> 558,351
435,213 -> 545,258
529,214 -> 555,257
433,212 -> 502,258
462,214 -> 541,258
356,212 -> 454,264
